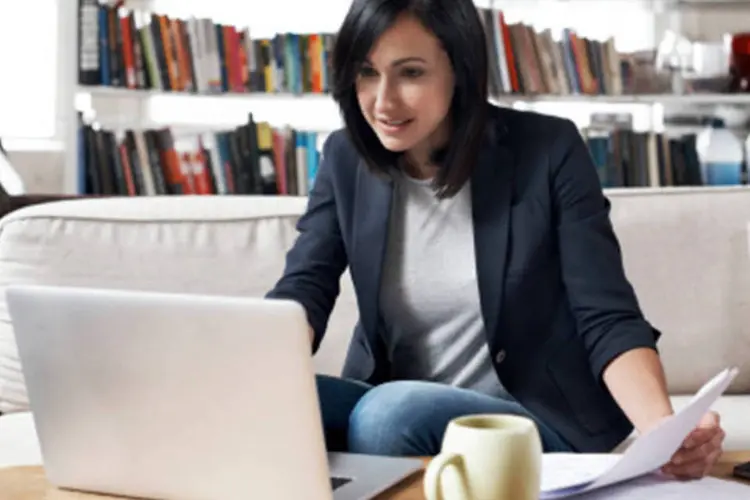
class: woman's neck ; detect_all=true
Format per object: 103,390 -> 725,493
402,119 -> 450,180
401,154 -> 438,180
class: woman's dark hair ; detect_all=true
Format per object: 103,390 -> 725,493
331,0 -> 489,198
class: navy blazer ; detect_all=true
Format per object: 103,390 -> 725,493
267,103 -> 661,453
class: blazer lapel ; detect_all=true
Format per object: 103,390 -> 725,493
352,164 -> 393,338
471,137 -> 515,349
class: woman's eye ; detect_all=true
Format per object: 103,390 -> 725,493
358,66 -> 378,78
401,67 -> 424,78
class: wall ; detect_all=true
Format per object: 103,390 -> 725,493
6,150 -> 65,194
679,3 -> 750,41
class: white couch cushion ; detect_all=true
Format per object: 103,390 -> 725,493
671,395 -> 750,451
607,188 -> 750,395
0,196 -> 359,413
613,395 -> 750,453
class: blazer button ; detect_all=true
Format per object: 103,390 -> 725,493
495,350 -> 506,364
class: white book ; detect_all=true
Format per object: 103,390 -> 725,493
186,18 -> 204,93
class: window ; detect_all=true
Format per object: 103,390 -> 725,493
0,1 -> 58,140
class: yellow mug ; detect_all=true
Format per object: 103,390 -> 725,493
423,414 -> 543,500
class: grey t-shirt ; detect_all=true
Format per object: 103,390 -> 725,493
379,170 -> 505,397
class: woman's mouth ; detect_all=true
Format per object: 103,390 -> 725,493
377,118 -> 414,134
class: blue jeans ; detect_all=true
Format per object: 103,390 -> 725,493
316,374 -> 574,456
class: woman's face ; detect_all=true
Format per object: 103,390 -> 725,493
355,14 -> 455,169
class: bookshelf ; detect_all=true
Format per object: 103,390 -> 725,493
64,0 -> 750,196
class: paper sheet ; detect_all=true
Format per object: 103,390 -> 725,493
540,367 -> 740,499
568,474 -> 750,499
541,455 -> 750,499
541,454 -> 621,492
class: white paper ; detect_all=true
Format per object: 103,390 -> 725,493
541,454 -> 621,492
568,474 -> 750,499
540,366 -> 739,499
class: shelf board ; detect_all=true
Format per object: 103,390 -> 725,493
494,93 -> 750,105
77,85 -> 332,102
604,185 -> 750,196
77,85 -> 750,105
671,0 -> 750,10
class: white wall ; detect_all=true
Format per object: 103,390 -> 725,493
681,12 -> 750,42
7,150 -> 65,194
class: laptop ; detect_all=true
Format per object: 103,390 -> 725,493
6,284 -> 423,500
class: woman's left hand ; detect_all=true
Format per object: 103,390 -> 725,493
661,411 -> 725,479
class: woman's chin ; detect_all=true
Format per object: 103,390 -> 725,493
375,134 -> 414,152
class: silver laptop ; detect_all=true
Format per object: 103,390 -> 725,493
6,284 -> 423,500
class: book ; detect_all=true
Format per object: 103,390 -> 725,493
76,1 -> 336,95
77,115 -> 320,196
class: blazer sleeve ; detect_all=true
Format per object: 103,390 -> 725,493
265,134 -> 348,353
550,119 -> 661,381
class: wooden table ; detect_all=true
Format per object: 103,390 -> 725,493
1,452 -> 749,500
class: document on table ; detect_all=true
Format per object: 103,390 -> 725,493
573,474 -> 749,499
541,455 -> 750,499
540,366 -> 741,499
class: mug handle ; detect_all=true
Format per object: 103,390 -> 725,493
423,452 -> 468,500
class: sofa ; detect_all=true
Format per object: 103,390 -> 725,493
0,187 -> 749,470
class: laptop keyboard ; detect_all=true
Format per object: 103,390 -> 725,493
330,476 -> 352,490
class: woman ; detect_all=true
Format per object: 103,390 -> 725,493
267,0 -> 724,479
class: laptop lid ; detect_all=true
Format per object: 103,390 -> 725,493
7,284 -> 333,500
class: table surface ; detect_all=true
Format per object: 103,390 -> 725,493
1,451 -> 748,500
